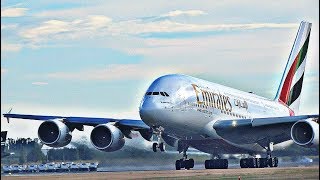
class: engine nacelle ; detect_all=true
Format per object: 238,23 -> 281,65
291,118 -> 319,148
38,119 -> 72,147
90,123 -> 125,152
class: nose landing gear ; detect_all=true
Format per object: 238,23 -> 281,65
152,142 -> 165,152
152,127 -> 166,152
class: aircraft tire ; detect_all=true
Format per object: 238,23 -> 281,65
205,160 -> 209,169
269,157 -> 276,167
274,157 -> 279,167
189,158 -> 194,168
175,160 -> 181,170
159,142 -> 165,152
255,158 -> 260,168
152,143 -> 158,152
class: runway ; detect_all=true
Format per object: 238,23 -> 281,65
2,166 -> 319,179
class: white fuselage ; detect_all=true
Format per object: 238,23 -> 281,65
139,74 -> 292,154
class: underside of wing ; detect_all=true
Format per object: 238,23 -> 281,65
212,115 -> 319,148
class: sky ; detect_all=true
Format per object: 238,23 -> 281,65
1,0 -> 319,140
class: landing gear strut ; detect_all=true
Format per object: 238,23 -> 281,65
205,155 -> 228,169
240,142 -> 278,168
152,127 -> 165,152
175,147 -> 194,170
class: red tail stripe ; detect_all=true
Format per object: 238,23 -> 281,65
279,51 -> 300,103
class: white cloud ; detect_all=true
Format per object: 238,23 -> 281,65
160,10 -> 207,17
18,12 -> 298,44
1,68 -> 8,74
19,16 -> 113,43
47,64 -> 178,81
1,7 -> 28,17
1,24 -> 18,30
31,82 -> 48,85
1,42 -> 22,52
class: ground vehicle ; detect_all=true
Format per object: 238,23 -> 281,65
89,162 -> 98,171
38,163 -> 48,172
2,165 -> 11,173
26,164 -> 38,173
46,163 -> 56,172
59,162 -> 70,172
70,163 -> 79,172
79,163 -> 89,171
11,165 -> 19,173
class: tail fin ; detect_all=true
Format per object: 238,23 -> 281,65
275,21 -> 312,114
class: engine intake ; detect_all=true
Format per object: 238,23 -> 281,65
90,123 -> 125,152
291,118 -> 319,148
38,119 -> 72,147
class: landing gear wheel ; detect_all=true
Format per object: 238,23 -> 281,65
204,159 -> 228,169
175,159 -> 194,170
275,157 -> 279,167
189,158 -> 194,168
269,157 -> 276,167
159,142 -> 165,152
152,143 -> 158,152
269,157 -> 279,167
175,160 -> 182,170
255,158 -> 260,168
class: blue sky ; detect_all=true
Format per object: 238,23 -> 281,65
1,0 -> 319,139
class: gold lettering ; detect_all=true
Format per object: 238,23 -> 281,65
192,84 -> 203,104
227,97 -> 232,112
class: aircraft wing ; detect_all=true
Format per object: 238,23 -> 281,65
212,114 -> 319,146
3,113 -> 150,130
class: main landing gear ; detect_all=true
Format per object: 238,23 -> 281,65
240,157 -> 278,168
175,147 -> 194,170
205,155 -> 228,169
240,142 -> 278,168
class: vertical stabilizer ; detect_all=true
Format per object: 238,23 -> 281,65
275,21 -> 312,114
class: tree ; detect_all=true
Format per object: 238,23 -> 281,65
19,148 -> 26,164
26,144 -> 45,162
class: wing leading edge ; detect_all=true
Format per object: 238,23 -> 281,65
3,113 -> 150,130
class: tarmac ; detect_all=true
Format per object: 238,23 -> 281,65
2,166 -> 319,179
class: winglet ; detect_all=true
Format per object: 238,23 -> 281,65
6,108 -> 12,123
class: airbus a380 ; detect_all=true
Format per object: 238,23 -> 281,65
3,21 -> 319,170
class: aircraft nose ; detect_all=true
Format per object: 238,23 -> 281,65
139,98 -> 162,126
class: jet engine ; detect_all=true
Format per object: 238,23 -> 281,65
38,119 -> 72,147
291,118 -> 319,148
90,123 -> 125,152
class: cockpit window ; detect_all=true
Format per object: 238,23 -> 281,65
145,92 -> 169,97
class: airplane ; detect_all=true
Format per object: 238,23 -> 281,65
3,21 -> 318,170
